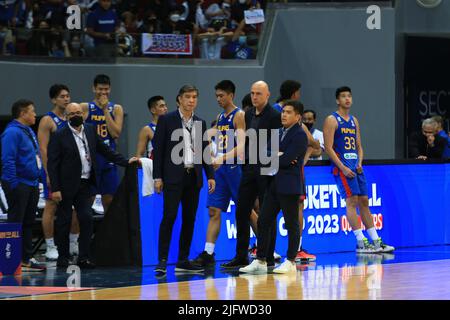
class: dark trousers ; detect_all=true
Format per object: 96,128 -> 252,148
158,170 -> 200,263
2,182 -> 39,262
257,180 -> 300,261
56,180 -> 93,262
234,166 -> 277,260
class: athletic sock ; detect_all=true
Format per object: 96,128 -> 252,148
367,227 -> 380,241
205,242 -> 215,255
353,229 -> 365,241
69,233 -> 79,243
45,238 -> 55,247
298,236 -> 303,251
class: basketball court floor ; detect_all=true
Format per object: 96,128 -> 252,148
1,245 -> 450,300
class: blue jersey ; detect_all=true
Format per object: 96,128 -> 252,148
273,102 -> 283,113
146,122 -> 156,158
86,102 -> 117,168
216,108 -> 240,156
47,111 -> 67,130
332,112 -> 358,171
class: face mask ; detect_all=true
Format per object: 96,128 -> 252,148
304,122 -> 314,131
170,14 -> 180,23
239,0 -> 246,4
222,2 -> 230,9
69,115 -> 84,127
238,36 -> 247,45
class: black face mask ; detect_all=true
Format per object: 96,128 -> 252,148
69,115 -> 84,127
304,122 -> 314,131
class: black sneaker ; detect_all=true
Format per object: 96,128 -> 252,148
267,259 -> 275,268
220,257 -> 249,269
192,251 -> 215,267
155,260 -> 167,274
175,260 -> 204,273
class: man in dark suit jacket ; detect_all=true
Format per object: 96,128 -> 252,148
152,85 -> 215,274
239,100 -> 307,274
221,81 -> 282,269
48,103 -> 138,269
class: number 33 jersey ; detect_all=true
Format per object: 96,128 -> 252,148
331,111 -> 358,171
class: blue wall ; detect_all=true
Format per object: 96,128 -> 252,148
138,163 -> 450,266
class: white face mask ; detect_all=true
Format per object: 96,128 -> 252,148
239,0 -> 246,4
222,2 -> 230,9
170,14 -> 180,23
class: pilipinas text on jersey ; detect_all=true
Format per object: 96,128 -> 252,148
215,108 -> 240,157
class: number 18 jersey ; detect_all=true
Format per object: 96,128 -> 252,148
86,101 -> 117,168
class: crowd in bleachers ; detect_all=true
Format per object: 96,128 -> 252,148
0,0 -> 266,59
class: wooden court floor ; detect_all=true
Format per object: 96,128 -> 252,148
10,258 -> 450,300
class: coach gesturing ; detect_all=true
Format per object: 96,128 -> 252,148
152,85 -> 215,275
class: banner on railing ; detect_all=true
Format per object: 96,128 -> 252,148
141,33 -> 193,55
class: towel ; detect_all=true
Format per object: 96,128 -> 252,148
140,158 -> 154,197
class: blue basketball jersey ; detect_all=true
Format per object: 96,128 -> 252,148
86,102 -> 117,168
273,102 -> 283,113
146,122 -> 156,158
216,108 -> 240,156
85,102 -> 117,151
47,111 -> 67,130
332,112 -> 358,171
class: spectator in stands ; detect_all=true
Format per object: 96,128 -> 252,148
197,0 -> 233,59
1,99 -> 46,272
432,115 -> 450,160
0,0 -> 20,27
86,0 -> 120,57
409,118 -> 446,160
161,5 -> 194,35
302,109 -> 324,160
0,19 -> 15,55
28,18 -> 52,56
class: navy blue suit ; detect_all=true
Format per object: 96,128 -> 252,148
256,123 -> 307,261
152,110 -> 214,263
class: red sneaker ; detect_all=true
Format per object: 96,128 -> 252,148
295,248 -> 316,262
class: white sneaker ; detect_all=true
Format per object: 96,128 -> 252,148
356,238 -> 382,254
273,259 -> 296,274
70,241 -> 79,256
239,259 -> 267,274
45,245 -> 59,261
273,251 -> 282,261
373,238 -> 395,253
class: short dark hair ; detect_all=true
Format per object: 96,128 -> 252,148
432,115 -> 444,128
335,86 -> 352,99
178,85 -> 199,99
215,80 -> 236,95
283,100 -> 304,115
241,93 -> 252,111
49,84 -> 69,99
303,109 -> 317,119
12,99 -> 34,119
94,74 -> 111,87
280,80 -> 301,101
147,95 -> 164,110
